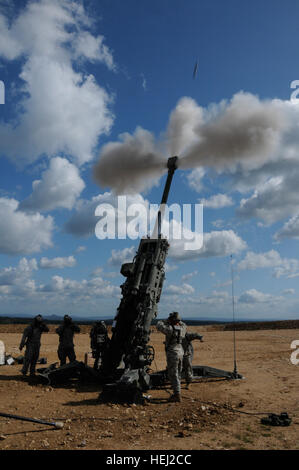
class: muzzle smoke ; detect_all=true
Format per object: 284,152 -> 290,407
93,92 -> 287,194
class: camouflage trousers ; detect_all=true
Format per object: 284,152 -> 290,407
166,350 -> 183,394
22,343 -> 40,375
182,355 -> 193,383
58,345 -> 76,366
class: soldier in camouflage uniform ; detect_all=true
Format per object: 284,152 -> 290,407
182,332 -> 204,387
90,321 -> 110,370
56,315 -> 80,366
19,315 -> 49,377
156,312 -> 186,402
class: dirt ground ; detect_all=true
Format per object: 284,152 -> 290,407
0,324 -> 298,450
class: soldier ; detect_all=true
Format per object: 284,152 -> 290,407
182,332 -> 204,387
156,312 -> 186,402
90,321 -> 110,369
56,315 -> 80,366
19,315 -> 49,377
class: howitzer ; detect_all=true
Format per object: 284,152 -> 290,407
99,156 -> 178,402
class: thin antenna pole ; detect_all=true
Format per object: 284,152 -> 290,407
230,254 -> 238,377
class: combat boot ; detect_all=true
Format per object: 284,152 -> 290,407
168,393 -> 181,403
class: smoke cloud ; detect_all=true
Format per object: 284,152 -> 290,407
178,92 -> 286,171
93,92 -> 287,194
93,127 -> 167,194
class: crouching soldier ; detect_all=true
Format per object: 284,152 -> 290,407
182,332 -> 204,388
156,312 -> 186,403
56,315 -> 80,366
19,315 -> 49,377
90,321 -> 110,369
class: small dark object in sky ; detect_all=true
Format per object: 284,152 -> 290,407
193,61 -> 198,79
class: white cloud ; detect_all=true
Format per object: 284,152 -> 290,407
238,250 -> 282,271
40,273 -> 120,299
65,192 -> 150,237
181,270 -> 198,281
169,229 -> 246,260
0,0 -> 114,167
39,255 -> 76,269
75,245 -> 86,253
0,258 -> 37,286
164,283 -> 195,295
73,31 -> 115,70
238,289 -> 282,304
211,219 -> 225,229
282,288 -> 295,295
140,73 -> 147,91
186,168 -> 205,193
238,250 -> 299,278
200,193 -> 233,209
108,246 -> 136,266
237,175 -> 299,224
164,263 -> 178,272
0,197 -> 54,255
19,157 -> 85,211
186,290 -> 230,306
274,214 -> 299,241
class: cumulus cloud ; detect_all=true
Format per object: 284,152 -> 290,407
75,245 -> 86,253
19,157 -> 85,211
0,0 -> 114,167
186,168 -> 205,193
40,273 -> 120,299
185,290 -> 230,306
238,250 -> 282,271
169,229 -> 247,260
237,174 -> 299,224
238,289 -> 282,304
274,214 -> 299,241
164,283 -> 195,295
0,258 -> 37,286
282,288 -> 295,295
238,250 -> 299,278
200,193 -> 234,209
65,192 -> 150,238
108,246 -> 136,266
39,255 -> 76,269
0,197 -> 54,255
164,263 -> 178,272
228,100 -> 299,225
181,270 -> 198,281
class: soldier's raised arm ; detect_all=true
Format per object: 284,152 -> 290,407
19,325 -> 32,351
55,325 -> 63,335
187,332 -> 203,342
41,323 -> 49,333
156,320 -> 170,335
73,323 -> 80,333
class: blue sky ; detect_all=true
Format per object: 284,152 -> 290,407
0,0 -> 299,320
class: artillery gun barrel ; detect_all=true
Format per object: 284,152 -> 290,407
160,156 -> 178,205
154,156 -> 178,238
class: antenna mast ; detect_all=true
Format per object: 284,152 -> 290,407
230,254 -> 238,378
